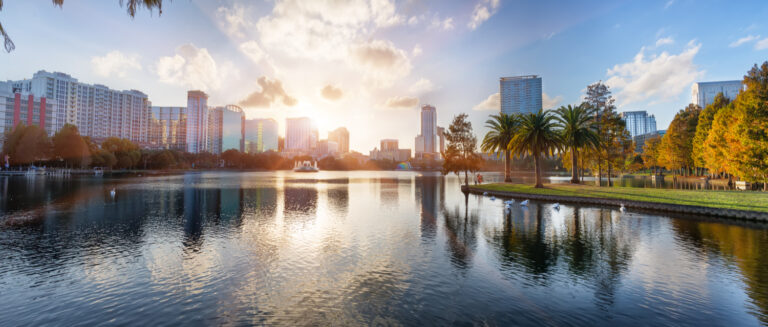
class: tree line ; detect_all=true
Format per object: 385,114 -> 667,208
642,62 -> 768,190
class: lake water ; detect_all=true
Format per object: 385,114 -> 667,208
1,171 -> 767,326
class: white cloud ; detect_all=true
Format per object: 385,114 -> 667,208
605,41 -> 704,106
409,78 -> 435,94
473,92 -> 500,111
664,0 -> 675,9
430,16 -> 455,31
91,51 -> 142,78
350,39 -> 412,87
729,35 -> 760,47
412,44 -> 422,57
468,0 -> 500,30
239,76 -> 297,108
542,93 -> 563,109
655,37 -> 674,47
216,4 -> 250,39
155,44 -> 228,91
756,37 -> 768,50
384,96 -> 419,108
371,0 -> 404,27
320,84 -> 344,101
239,40 -> 266,63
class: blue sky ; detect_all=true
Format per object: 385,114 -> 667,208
3,0 -> 768,152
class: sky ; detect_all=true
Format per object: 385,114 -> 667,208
3,0 -> 768,153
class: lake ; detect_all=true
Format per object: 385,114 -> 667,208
1,171 -> 767,326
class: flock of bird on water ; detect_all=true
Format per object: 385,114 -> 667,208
482,192 -> 626,213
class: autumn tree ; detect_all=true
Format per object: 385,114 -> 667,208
729,62 -> 768,190
702,104 -> 736,178
442,113 -> 482,187
660,104 -> 701,176
2,123 -> 50,166
692,93 -> 730,174
52,124 -> 90,168
583,81 -> 631,185
641,135 -> 662,175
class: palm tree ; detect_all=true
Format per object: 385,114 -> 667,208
509,110 -> 562,188
481,113 -> 519,182
554,104 -> 599,184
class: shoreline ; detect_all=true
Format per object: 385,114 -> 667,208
464,183 -> 768,221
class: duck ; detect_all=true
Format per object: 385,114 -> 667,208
504,200 -> 515,205
490,196 -> 496,201
520,199 -> 529,206
553,203 -> 560,210
110,188 -> 116,198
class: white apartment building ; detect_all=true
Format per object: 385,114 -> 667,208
619,111 -> 657,138
286,117 -> 313,152
691,80 -> 743,108
8,71 -> 149,143
500,75 -> 543,115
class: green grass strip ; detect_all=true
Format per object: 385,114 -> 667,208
475,183 -> 768,213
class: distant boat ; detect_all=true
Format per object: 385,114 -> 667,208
293,160 -> 319,173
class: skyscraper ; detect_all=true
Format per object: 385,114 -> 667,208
500,75 -> 543,114
286,117 -> 313,151
436,126 -> 445,154
620,111 -> 657,138
208,105 -> 244,154
415,104 -> 437,157
186,90 -> 209,153
328,127 -> 350,153
381,139 -> 399,151
691,80 -> 743,108
0,88 -> 55,147
244,118 -> 278,153
149,106 -> 186,150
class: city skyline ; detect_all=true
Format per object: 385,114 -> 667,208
3,1 -> 768,152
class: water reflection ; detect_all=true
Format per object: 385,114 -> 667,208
0,171 -> 767,325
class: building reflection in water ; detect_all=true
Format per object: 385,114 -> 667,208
283,187 -> 318,221
415,175 -> 438,241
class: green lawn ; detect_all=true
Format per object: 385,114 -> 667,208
474,183 -> 768,213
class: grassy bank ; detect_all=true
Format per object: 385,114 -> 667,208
475,183 -> 768,213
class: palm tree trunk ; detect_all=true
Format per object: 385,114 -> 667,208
534,153 -> 543,188
570,147 -> 579,184
598,161 -> 602,187
504,150 -> 511,183
464,170 -> 468,187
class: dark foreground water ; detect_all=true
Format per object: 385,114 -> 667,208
1,171 -> 768,326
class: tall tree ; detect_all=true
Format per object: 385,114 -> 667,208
641,135 -> 662,175
481,113 -> 519,182
1,0 -> 163,52
102,137 -> 141,169
52,124 -> 90,168
692,93 -> 730,172
702,104 -> 737,178
442,113 -> 481,187
554,104 -> 599,184
660,104 -> 701,176
729,62 -> 768,190
508,110 -> 562,188
583,81 -> 619,185
2,124 -> 50,166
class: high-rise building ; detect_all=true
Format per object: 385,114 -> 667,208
286,117 -> 313,152
244,118 -> 278,153
381,139 -> 399,151
415,104 -> 437,157
317,140 -> 339,156
8,70 -> 150,143
619,111 -> 657,138
691,81 -> 743,108
328,127 -> 350,153
500,75 -> 543,114
149,106 -> 186,150
208,105 -> 244,154
0,87 -> 55,147
436,126 -> 445,154
186,90 -> 209,153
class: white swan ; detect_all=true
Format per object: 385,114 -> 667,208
483,192 -> 488,196
110,188 -> 116,198
490,196 -> 496,201
553,203 -> 560,210
620,204 -> 626,212
504,200 -> 514,204
520,199 -> 529,206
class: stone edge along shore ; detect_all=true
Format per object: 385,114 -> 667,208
462,185 -> 768,222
